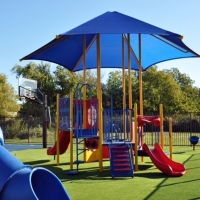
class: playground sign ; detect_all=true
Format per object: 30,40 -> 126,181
86,99 -> 98,128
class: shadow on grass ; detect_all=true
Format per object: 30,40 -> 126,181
45,165 -> 115,181
173,152 -> 186,154
138,164 -> 154,170
38,162 -> 136,181
66,168 -> 113,180
185,166 -> 200,170
23,159 -> 51,165
135,172 -> 168,179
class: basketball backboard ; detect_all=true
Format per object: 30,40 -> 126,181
18,78 -> 37,98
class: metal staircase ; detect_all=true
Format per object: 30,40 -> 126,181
109,143 -> 134,178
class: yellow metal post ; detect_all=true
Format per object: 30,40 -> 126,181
134,103 -> 138,171
138,34 -> 144,162
122,34 -> 127,139
56,94 -> 60,166
83,35 -> 87,161
169,117 -> 173,160
160,104 -> 164,149
70,92 -> 73,170
122,34 -> 126,107
96,34 -> 103,172
138,34 -> 143,116
128,33 -> 132,110
83,35 -> 87,129
99,90 -> 103,171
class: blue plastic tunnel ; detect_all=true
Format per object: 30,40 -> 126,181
0,145 -> 71,200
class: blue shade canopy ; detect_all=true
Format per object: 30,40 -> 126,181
20,11 -> 199,71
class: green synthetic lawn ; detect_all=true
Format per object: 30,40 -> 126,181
11,146 -> 200,200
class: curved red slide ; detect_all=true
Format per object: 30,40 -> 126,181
47,131 -> 70,155
142,143 -> 186,176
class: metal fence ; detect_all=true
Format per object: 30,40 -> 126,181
144,112 -> 200,146
1,112 -> 200,146
0,117 -> 56,146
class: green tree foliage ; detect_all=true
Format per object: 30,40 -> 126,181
106,70 -> 123,109
54,67 -> 98,99
165,68 -> 200,112
102,83 -> 110,109
106,70 -> 138,109
143,67 -> 184,113
11,61 -> 200,116
11,62 -> 99,117
54,66 -> 76,96
0,74 -> 20,117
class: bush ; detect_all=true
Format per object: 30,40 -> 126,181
5,118 -> 27,139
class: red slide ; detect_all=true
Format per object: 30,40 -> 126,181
142,143 -> 186,176
47,131 -> 70,155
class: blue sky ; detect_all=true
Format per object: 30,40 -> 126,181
1,0 -> 200,92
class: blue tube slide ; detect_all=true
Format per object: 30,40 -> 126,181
0,145 -> 71,200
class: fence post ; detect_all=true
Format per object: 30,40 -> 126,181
28,117 -> 30,143
169,117 -> 172,159
42,94 -> 48,148
190,112 -> 192,138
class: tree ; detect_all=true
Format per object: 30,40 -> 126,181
165,68 -> 200,112
54,67 -> 98,99
165,68 -> 194,88
143,66 -> 200,114
0,74 -> 20,117
54,66 -> 76,97
143,67 -> 183,113
106,70 -> 138,109
105,66 -> 200,114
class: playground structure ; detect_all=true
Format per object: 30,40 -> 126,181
49,81 -> 186,177
18,11 -> 196,178
16,55 -> 186,178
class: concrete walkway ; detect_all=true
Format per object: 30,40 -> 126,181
4,144 -> 43,151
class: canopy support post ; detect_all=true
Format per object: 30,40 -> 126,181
96,34 -> 103,172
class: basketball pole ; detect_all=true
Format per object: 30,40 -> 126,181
42,93 -> 48,148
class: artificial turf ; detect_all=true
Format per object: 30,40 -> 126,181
11,145 -> 200,200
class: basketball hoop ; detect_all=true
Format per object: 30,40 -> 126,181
18,78 -> 37,99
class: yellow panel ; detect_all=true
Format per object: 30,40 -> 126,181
85,149 -> 99,162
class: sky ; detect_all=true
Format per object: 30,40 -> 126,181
1,0 -> 200,93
